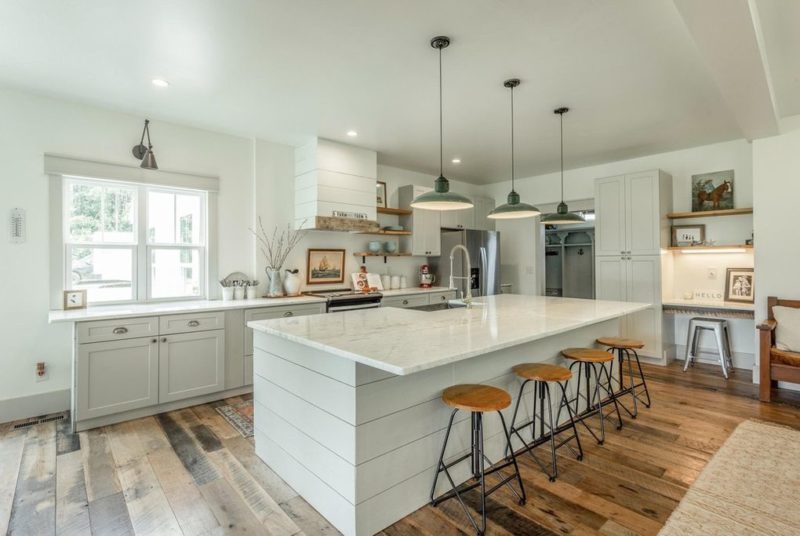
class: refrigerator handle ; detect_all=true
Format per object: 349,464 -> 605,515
480,246 -> 487,296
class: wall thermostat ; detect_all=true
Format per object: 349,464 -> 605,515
10,208 -> 25,243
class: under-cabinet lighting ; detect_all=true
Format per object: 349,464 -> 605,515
680,248 -> 747,254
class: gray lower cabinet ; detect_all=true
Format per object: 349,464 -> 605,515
159,329 -> 225,403
382,294 -> 429,308
77,337 -> 159,420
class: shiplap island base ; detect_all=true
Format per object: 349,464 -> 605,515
249,294 -> 648,535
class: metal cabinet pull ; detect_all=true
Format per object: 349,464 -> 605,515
161,337 -> 167,343
187,320 -> 200,327
402,299 -> 409,305
151,338 -> 157,343
441,296 -> 446,301
112,327 -> 128,335
283,311 -> 294,317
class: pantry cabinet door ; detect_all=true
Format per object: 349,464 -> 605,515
626,255 -> 661,357
625,171 -> 661,255
594,175 -> 627,257
595,256 -> 627,302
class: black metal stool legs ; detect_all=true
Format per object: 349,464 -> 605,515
607,347 -> 652,418
567,360 -> 623,445
431,408 -> 526,535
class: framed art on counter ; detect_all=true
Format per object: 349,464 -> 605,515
307,249 -> 345,284
724,267 -> 754,303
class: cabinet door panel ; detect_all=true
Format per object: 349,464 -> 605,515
77,338 -> 158,420
594,176 -> 626,257
626,172 -> 660,254
159,330 -> 225,403
595,257 -> 627,302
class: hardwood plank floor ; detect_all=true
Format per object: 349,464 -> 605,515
1,361 -> 799,535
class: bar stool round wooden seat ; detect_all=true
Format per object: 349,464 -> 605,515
596,337 -> 651,418
431,384 -> 526,535
507,364 -> 583,482
561,348 -> 623,445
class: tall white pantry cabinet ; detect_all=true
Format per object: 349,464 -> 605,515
594,170 -> 672,363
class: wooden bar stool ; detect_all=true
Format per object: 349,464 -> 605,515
506,363 -> 583,482
560,348 -> 623,445
596,336 -> 652,418
430,384 -> 526,535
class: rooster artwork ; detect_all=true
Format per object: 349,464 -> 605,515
691,170 -> 735,212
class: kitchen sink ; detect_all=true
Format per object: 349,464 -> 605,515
407,302 -> 469,312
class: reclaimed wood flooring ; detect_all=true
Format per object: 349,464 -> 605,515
1,362 -> 799,535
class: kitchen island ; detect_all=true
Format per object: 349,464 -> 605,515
248,294 -> 648,536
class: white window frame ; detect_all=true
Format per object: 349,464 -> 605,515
57,176 -> 212,306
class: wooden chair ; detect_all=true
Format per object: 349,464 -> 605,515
758,296 -> 800,402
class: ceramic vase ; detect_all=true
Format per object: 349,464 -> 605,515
266,268 -> 284,298
283,270 -> 301,297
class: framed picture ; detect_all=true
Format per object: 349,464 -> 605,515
671,224 -> 705,247
376,181 -> 387,208
692,170 -> 734,212
306,249 -> 346,285
724,267 -> 754,303
63,289 -> 87,310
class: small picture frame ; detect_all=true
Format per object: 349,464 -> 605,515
376,181 -> 387,208
306,249 -> 346,285
63,289 -> 87,310
671,224 -> 705,247
724,267 -> 754,303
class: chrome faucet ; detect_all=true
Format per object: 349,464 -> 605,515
449,244 -> 473,308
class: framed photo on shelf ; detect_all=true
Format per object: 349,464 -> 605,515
63,289 -> 87,310
376,181 -> 387,208
692,170 -> 734,212
306,248 -> 345,285
671,224 -> 705,247
724,267 -> 754,303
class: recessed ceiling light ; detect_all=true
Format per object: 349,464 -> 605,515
346,130 -> 358,137
151,79 -> 169,88
451,158 -> 461,164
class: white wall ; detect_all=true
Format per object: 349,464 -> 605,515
0,87 -> 249,413
753,126 -> 800,381
484,138 -> 754,295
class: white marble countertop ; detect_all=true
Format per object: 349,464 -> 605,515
47,287 -> 454,323
249,294 -> 649,375
662,299 -> 755,312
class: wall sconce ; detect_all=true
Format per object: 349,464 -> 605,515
132,119 -> 158,170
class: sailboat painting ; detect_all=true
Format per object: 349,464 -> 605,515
306,249 -> 346,284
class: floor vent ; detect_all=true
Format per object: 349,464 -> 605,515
13,413 -> 66,429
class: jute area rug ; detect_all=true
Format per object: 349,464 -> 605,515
659,419 -> 800,535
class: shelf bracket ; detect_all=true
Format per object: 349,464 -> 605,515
361,255 -> 366,264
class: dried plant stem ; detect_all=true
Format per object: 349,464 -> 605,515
251,217 -> 307,270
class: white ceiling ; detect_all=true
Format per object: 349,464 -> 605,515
0,0 -> 788,183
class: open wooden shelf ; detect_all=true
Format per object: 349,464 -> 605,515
667,208 -> 752,219
356,229 -> 412,236
377,207 -> 412,216
667,244 -> 753,252
353,252 -> 412,257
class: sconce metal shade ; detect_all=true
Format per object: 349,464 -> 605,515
140,147 -> 158,170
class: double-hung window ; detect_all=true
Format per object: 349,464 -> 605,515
64,177 -> 207,304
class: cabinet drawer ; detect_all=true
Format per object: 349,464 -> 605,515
244,304 -> 326,355
428,291 -> 456,304
382,294 -> 429,308
77,317 -> 158,344
159,311 -> 225,335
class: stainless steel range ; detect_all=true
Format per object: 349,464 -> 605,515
304,288 -> 383,313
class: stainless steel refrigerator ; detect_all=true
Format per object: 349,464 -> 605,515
430,229 -> 501,298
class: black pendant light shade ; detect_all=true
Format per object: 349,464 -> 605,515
410,36 -> 473,211
541,107 -> 584,224
132,119 -> 158,170
488,79 -> 540,220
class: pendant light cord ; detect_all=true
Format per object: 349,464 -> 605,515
559,111 -> 564,202
438,45 -> 443,177
510,85 -> 515,190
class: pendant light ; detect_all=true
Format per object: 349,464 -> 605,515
541,107 -> 584,224
132,119 -> 158,170
410,36 -> 473,211
488,79 -> 540,219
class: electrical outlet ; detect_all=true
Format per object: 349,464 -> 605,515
707,267 -> 718,280
35,362 -> 48,382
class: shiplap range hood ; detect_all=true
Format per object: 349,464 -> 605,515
294,138 -> 380,232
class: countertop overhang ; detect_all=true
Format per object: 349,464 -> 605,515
249,294 -> 649,375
